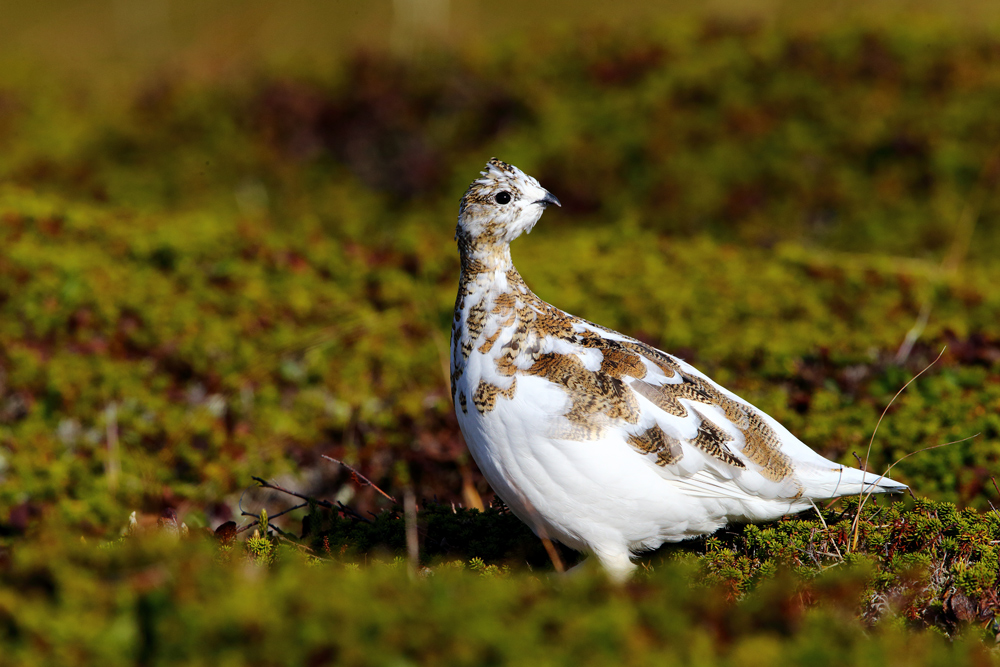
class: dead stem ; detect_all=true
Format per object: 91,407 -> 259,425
990,477 -> 1000,521
862,347 -> 946,478
321,454 -> 398,504
849,347 -> 944,553
242,476 -> 373,535
808,498 -> 842,561
404,489 -> 419,578
850,433 -> 980,552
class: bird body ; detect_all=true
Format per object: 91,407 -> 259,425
450,158 -> 907,580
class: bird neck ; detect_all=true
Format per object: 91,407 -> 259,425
457,230 -> 515,280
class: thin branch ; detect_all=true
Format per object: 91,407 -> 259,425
850,347 -> 946,553
808,498 -> 842,561
272,530 -> 318,554
236,502 -> 310,534
236,520 -> 259,535
404,489 -> 419,578
894,301 -> 932,364
850,433 -> 980,552
245,477 -> 372,530
337,501 -> 373,524
862,347 -> 946,477
106,402 -> 120,491
251,476 -> 338,510
807,498 -> 829,532
251,501 -> 308,522
236,511 -> 318,551
321,454 -> 398,504
881,434 -> 980,473
990,477 -> 1000,521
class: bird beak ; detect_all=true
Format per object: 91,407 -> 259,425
534,190 -> 561,208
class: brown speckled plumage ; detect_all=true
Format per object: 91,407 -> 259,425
473,378 -> 517,414
453,208 -> 792,471
627,425 -> 683,466
448,158 -> 907,582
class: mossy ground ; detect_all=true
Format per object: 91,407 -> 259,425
2,7 -> 1000,664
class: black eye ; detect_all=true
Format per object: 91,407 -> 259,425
495,191 -> 512,205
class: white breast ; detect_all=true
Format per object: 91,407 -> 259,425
455,368 -> 750,553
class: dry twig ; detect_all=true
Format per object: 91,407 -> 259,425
321,454 -> 398,504
850,433 -> 979,552
989,477 -> 1000,521
239,476 -> 374,535
861,347 -> 946,478
404,489 -> 419,578
850,347 -> 944,553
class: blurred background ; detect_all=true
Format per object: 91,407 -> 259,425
5,0 -> 1000,69
2,0 -> 1000,538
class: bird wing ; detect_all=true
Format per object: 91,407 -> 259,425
560,320 -> 903,501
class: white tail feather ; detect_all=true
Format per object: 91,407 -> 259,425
800,463 -> 908,499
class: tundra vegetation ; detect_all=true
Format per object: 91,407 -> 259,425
1,7 -> 1000,664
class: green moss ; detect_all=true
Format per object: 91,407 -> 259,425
2,15 -> 1000,663
0,524 -> 994,667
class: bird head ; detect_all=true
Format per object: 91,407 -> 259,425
456,158 -> 560,253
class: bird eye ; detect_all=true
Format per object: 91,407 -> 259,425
495,191 -> 512,205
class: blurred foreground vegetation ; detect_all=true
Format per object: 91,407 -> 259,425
2,7 -> 1000,663
1,499 -> 998,666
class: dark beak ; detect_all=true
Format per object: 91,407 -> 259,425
534,190 -> 561,208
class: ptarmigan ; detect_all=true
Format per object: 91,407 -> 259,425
450,158 -> 907,580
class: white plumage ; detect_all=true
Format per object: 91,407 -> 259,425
449,158 -> 907,580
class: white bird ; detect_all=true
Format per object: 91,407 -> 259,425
450,158 -> 907,581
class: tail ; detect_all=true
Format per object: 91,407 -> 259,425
800,463 -> 908,499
